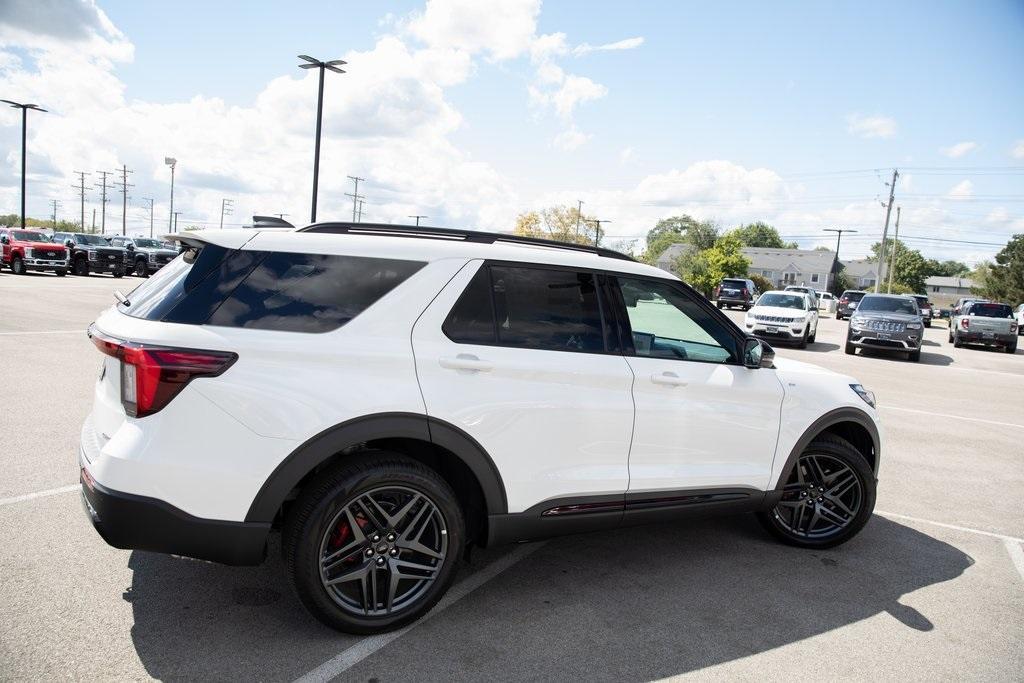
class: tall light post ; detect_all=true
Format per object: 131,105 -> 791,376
297,54 -> 346,223
1,100 -> 47,229
165,157 -> 177,232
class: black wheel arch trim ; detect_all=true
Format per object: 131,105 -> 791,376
773,406 -> 880,492
244,412 -> 508,523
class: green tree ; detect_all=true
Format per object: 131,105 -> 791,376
749,273 -> 773,293
869,238 -> 928,293
924,258 -> 970,278
975,234 -> 1024,303
514,205 -> 602,246
728,221 -> 798,249
642,215 -> 718,263
673,233 -> 750,297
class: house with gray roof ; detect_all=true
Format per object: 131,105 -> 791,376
655,242 -> 696,273
741,247 -> 836,290
840,258 -> 880,290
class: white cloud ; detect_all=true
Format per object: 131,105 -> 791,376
553,126 -> 589,151
619,147 -> 635,164
846,113 -> 896,139
404,0 -> 540,60
940,141 -> 978,158
1012,140 -> 1024,159
573,36 -> 644,56
947,180 -> 974,199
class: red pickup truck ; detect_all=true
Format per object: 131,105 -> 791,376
0,228 -> 69,276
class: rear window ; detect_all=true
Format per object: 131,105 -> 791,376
841,291 -> 866,301
968,303 -> 1012,318
721,279 -> 747,287
121,245 -> 424,333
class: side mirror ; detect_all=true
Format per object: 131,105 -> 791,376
0,235 -> 8,244
65,239 -> 74,248
744,338 -> 775,369
126,243 -> 135,251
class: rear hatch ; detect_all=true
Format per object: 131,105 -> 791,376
965,304 -> 1014,335
719,279 -> 747,299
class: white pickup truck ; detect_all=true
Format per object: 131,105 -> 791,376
949,302 -> 1018,353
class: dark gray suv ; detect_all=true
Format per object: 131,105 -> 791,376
845,294 -> 923,362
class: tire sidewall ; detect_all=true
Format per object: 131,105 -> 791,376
288,457 -> 465,634
12,256 -> 25,275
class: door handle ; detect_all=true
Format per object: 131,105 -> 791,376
651,371 -> 688,387
439,354 -> 493,372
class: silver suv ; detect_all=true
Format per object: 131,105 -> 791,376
844,294 -> 923,362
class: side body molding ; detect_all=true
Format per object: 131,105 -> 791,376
244,412 -> 508,523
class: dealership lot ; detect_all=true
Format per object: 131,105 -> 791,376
1,274 -> 1021,681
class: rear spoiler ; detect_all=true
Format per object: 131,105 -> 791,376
252,215 -> 295,229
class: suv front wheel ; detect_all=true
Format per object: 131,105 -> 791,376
284,453 -> 464,634
758,435 -> 875,549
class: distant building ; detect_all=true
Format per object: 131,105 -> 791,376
841,258 -> 880,290
741,247 -> 836,290
925,276 -> 977,306
654,243 -> 695,272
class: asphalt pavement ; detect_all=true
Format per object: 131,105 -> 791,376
1,272 -> 1021,681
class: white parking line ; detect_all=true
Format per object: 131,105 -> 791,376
882,405 -> 1024,430
293,541 -> 547,683
0,484 -> 79,507
1004,539 -> 1024,582
0,329 -> 84,336
876,510 -> 1024,543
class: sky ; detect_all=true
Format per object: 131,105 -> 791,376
0,0 -> 1022,265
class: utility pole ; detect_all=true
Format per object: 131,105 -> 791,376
49,199 -> 61,228
72,171 -> 89,230
219,198 -> 234,229
823,228 -> 857,291
142,198 -> 154,238
873,168 -> 898,293
356,199 -> 365,222
275,213 -> 289,220
172,211 -> 182,233
407,215 -> 427,226
91,208 -> 96,232
298,55 -> 347,222
574,200 -> 584,238
886,207 -> 901,294
115,164 -> 134,236
346,175 -> 365,222
94,171 -> 111,234
589,218 -> 612,247
1,100 -> 47,230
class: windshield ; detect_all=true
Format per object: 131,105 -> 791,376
857,296 -> 918,315
12,230 -> 51,242
76,234 -> 112,246
913,296 -> 929,306
969,303 -> 1012,318
133,238 -> 168,248
757,293 -> 807,310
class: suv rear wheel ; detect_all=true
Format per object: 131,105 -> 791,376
758,435 -> 875,549
284,453 -> 464,634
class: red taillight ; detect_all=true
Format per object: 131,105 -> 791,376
89,325 -> 236,418
960,317 -> 969,330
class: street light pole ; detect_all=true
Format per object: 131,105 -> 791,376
1,100 -> 47,229
298,55 -> 347,223
165,157 -> 177,232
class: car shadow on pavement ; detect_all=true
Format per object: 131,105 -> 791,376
855,348 -> 954,366
126,514 -> 971,681
807,342 -> 840,352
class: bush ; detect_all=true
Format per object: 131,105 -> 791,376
749,274 -> 773,293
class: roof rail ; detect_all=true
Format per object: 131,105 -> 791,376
297,221 -> 636,261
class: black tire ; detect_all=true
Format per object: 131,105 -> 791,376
1006,342 -> 1017,354
135,259 -> 149,277
808,323 -> 817,344
55,269 -> 67,277
11,256 -> 26,275
717,302 -> 724,309
73,257 -> 89,276
836,314 -> 844,321
844,337 -> 855,355
953,332 -> 963,348
112,267 -> 124,278
908,349 -> 921,362
757,435 -> 875,549
797,326 -> 808,349
924,320 -> 930,328
283,452 -> 465,634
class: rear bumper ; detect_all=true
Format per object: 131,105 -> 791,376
717,297 -> 751,307
80,466 -> 269,566
958,332 -> 1015,346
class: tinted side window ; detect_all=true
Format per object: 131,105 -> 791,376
207,252 -> 424,333
489,265 -> 605,353
443,265 -> 496,344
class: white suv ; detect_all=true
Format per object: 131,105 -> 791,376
79,223 -> 881,634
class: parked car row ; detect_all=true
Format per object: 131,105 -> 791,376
0,228 -> 177,278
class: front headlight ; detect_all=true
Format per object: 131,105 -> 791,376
850,383 -> 876,408
906,322 -> 921,329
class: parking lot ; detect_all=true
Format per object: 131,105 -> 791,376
1,272 -> 1022,681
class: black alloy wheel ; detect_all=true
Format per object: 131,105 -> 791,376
758,435 -> 874,548
135,259 -> 149,277
284,453 -> 464,634
74,258 -> 88,276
